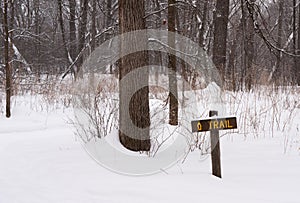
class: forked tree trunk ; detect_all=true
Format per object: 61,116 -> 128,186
118,0 -> 150,151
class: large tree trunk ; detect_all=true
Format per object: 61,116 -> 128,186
4,0 -> 11,118
118,0 -> 150,151
168,0 -> 178,125
212,0 -> 229,86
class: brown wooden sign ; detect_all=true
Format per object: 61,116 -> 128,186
191,112 -> 238,178
191,117 -> 237,132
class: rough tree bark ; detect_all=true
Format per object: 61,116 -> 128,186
212,0 -> 229,86
118,0 -> 150,151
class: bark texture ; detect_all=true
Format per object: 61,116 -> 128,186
212,0 -> 230,85
118,0 -> 150,151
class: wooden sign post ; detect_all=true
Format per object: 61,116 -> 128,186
191,111 -> 237,178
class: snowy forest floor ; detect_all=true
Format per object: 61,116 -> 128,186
0,81 -> 300,203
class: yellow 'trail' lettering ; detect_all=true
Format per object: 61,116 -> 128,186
197,122 -> 202,131
213,121 -> 218,129
219,120 -> 225,128
227,120 -> 233,128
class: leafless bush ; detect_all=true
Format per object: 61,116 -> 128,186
72,74 -> 118,143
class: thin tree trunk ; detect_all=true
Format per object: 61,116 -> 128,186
274,0 -> 284,85
9,0 -> 14,95
293,0 -> 297,84
26,0 -> 30,29
4,0 -> 11,117
34,0 -> 40,74
119,0 -> 150,151
69,0 -> 76,62
245,0 -> 255,91
198,0 -> 209,48
228,33 -> 237,91
168,0 -> 178,125
240,0 -> 246,90
58,0 -> 69,61
154,0 -> 162,85
77,0 -> 88,74
293,0 -> 297,59
297,1 -> 300,85
106,0 -> 113,73
105,0 -> 112,36
91,0 -> 97,52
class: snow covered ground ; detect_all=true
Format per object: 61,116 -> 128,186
0,90 -> 299,203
